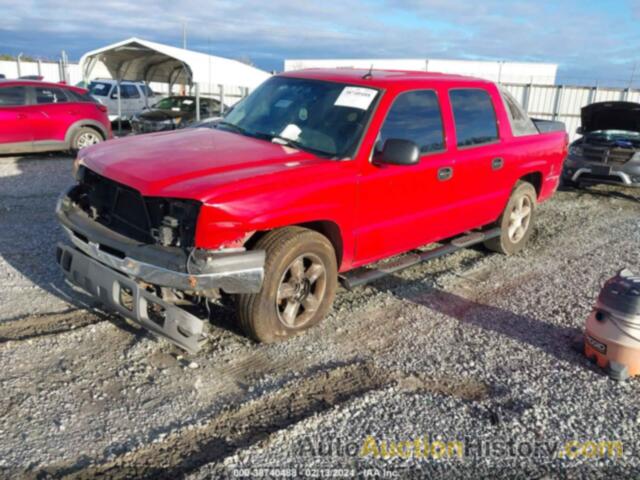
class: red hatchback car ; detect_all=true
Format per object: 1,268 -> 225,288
0,80 -> 112,155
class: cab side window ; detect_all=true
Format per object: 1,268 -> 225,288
378,90 -> 444,154
450,89 -> 499,147
501,90 -> 539,137
113,84 -> 141,99
0,86 -> 27,106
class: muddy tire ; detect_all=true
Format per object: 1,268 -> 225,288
71,127 -> 103,152
484,181 -> 537,255
236,227 -> 338,343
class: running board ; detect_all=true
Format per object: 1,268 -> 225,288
339,227 -> 501,290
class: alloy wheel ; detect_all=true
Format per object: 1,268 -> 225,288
76,132 -> 101,149
276,253 -> 327,328
508,195 -> 532,243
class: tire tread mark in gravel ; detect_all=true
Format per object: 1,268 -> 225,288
0,309 -> 105,343
48,362 -> 489,479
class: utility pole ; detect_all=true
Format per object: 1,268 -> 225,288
182,21 -> 187,49
61,50 -> 69,83
629,62 -> 637,89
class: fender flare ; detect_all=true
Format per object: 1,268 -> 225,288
64,120 -> 109,147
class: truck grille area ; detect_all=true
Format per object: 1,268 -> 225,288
69,167 -> 200,247
582,145 -> 635,166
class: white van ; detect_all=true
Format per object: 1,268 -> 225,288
88,80 -> 161,121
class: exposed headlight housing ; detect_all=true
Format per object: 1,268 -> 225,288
569,145 -> 583,157
72,157 -> 86,180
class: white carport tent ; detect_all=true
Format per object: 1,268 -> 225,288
79,37 -> 271,126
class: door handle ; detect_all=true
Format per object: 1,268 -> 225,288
491,157 -> 504,170
438,166 -> 454,181
16,113 -> 27,119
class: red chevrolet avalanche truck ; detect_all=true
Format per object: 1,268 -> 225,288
55,69 -> 567,352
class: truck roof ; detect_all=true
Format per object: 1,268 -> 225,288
281,68 -> 494,89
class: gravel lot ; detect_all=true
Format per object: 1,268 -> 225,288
1,153 -> 639,478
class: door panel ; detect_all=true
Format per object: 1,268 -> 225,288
354,89 -> 458,264
31,86 -> 78,142
355,152 -> 458,264
447,88 -> 510,231
0,86 -> 32,147
116,84 -> 143,117
450,144 -> 512,231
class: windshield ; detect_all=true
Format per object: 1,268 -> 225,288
88,81 -> 112,97
220,76 -> 379,158
153,97 -> 197,112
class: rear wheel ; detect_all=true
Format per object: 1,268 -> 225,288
71,127 -> 103,151
236,227 -> 338,343
484,181 -> 537,255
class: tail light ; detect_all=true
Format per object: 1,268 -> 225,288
96,104 -> 108,113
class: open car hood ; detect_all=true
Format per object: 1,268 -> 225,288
581,102 -> 640,133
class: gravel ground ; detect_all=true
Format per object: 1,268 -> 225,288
0,154 -> 639,478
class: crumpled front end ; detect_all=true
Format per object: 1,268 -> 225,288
55,167 -> 264,353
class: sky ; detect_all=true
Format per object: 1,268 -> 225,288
1,0 -> 639,87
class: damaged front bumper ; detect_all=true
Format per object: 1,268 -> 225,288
55,194 -> 264,353
564,156 -> 640,187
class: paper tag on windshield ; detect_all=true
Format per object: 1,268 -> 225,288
334,87 -> 377,110
278,124 -> 302,141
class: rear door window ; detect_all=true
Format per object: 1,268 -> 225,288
120,85 -> 141,99
66,89 -> 98,103
35,87 -> 69,104
0,86 -> 27,106
378,90 -> 445,154
449,89 -> 499,147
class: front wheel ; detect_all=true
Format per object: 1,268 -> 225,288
484,181 -> 537,255
236,227 -> 338,343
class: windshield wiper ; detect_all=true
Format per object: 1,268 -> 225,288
216,121 -> 251,136
258,133 -> 334,158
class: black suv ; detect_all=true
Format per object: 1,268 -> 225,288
564,102 -> 640,188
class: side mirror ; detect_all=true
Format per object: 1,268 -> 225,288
375,139 -> 420,166
576,126 -> 583,135
111,93 -> 119,100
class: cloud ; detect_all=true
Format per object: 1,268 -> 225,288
0,0 -> 638,86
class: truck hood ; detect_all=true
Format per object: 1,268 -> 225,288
81,128 -> 324,200
581,102 -> 640,133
